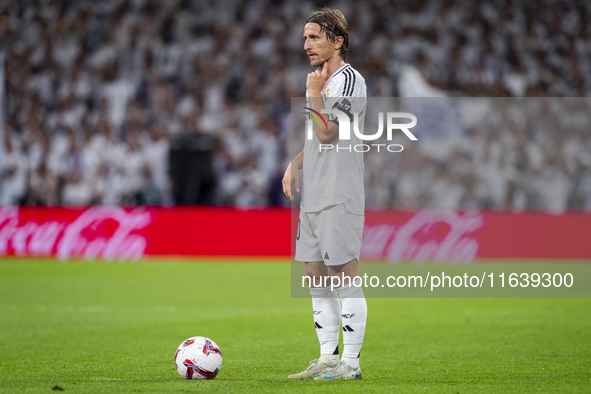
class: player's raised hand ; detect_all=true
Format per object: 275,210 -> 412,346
282,162 -> 300,201
320,60 -> 330,79
306,64 -> 329,96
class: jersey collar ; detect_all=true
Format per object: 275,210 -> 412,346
328,63 -> 351,81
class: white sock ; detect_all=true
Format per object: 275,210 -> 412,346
310,286 -> 341,361
336,285 -> 367,370
319,354 -> 339,365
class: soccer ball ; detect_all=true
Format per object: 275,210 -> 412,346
174,336 -> 223,380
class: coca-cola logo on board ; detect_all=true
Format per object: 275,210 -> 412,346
361,210 -> 484,263
0,206 -> 151,260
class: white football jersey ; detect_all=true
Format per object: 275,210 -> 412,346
302,63 -> 367,215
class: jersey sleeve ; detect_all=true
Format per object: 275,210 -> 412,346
326,71 -> 366,126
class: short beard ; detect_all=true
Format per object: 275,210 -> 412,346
311,53 -> 331,68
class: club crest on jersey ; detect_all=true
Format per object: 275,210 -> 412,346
323,89 -> 330,102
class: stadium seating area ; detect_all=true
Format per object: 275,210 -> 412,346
1,0 -> 590,211
362,97 -> 591,212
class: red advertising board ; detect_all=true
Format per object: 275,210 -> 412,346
0,206 -> 290,260
362,210 -> 591,262
0,206 -> 590,261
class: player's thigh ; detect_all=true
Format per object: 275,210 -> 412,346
318,204 -> 364,267
305,261 -> 328,278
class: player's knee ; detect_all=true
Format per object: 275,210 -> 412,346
302,274 -> 331,288
327,259 -> 358,279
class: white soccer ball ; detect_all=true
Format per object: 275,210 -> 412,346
174,336 -> 223,380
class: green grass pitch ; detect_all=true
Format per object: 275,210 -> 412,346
0,259 -> 590,393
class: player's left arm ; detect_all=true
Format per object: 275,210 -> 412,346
307,64 -> 339,144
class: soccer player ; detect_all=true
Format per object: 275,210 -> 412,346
282,8 -> 367,381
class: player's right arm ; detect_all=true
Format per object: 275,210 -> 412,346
307,64 -> 339,144
282,149 -> 303,201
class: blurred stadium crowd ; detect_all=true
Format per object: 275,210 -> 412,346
0,0 -> 590,211
363,98 -> 591,213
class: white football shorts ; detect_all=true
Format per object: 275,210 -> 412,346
295,204 -> 364,266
